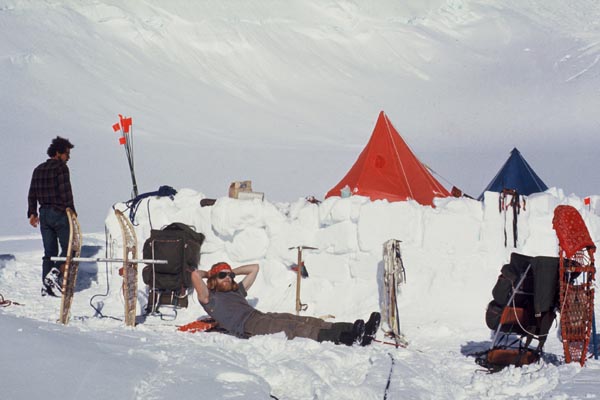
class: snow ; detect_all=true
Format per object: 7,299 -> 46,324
2,1 -> 600,399
2,189 -> 600,399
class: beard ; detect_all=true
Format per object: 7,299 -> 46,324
215,280 -> 234,292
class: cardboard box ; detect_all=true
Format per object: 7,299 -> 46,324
229,180 -> 252,199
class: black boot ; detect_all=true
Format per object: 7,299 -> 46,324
361,312 -> 381,346
339,319 -> 365,346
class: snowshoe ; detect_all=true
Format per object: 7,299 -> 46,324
41,285 -> 59,297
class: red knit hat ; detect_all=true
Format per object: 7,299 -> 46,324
209,262 -> 232,277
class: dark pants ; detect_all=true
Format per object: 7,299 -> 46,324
244,312 -> 336,341
39,208 -> 69,284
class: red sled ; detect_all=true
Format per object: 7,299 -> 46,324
552,205 -> 596,366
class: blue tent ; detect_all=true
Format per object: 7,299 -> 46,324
478,148 -> 548,200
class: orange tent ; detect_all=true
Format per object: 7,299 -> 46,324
325,111 -> 449,206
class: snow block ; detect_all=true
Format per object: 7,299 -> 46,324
357,201 -> 423,252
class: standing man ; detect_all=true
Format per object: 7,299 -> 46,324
28,136 -> 75,297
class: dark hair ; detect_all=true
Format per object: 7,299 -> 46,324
47,136 -> 74,158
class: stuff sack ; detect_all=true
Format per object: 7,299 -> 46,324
142,223 -> 205,311
476,348 -> 540,373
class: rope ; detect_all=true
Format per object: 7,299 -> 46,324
0,293 -> 23,307
383,353 -> 395,400
383,114 -> 414,200
424,163 -> 454,189
88,226 -> 122,321
124,186 -> 176,226
559,276 -> 571,317
508,283 -> 548,339
373,338 -> 408,348
147,197 -> 154,230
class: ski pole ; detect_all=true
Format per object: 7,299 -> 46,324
593,311 -> 598,360
51,257 -> 167,264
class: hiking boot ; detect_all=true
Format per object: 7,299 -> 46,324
364,312 -> 381,337
41,284 -> 60,298
352,319 -> 365,345
339,319 -> 365,346
44,267 -> 63,294
361,312 -> 381,346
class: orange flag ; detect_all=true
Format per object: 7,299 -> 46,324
119,114 -> 132,133
119,136 -> 126,145
112,122 -> 121,132
584,197 -> 591,206
123,118 -> 132,133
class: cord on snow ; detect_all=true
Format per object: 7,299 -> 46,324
383,352 -> 395,400
0,292 -> 23,307
88,226 -> 122,322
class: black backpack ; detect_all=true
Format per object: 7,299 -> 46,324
142,223 -> 205,312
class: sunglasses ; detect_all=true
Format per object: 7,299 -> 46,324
217,271 -> 236,280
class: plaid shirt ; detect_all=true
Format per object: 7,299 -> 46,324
27,159 -> 75,217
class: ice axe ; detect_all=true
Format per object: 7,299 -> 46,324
291,262 -> 309,278
289,245 -> 317,315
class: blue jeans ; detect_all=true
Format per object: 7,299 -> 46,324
39,208 -> 70,284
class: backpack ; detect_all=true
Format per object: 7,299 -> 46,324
141,223 -> 205,313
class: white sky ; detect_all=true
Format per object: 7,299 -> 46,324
2,0 -> 600,236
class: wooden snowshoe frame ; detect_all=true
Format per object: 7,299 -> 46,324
552,205 -> 596,366
59,208 -> 82,325
115,209 -> 138,327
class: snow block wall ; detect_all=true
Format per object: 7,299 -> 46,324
105,188 -> 600,341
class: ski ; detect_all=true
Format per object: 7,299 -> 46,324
381,239 -> 408,347
552,205 -> 596,366
50,256 -> 167,264
115,209 -> 138,327
58,208 -> 82,325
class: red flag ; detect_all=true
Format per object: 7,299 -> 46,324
119,136 -> 127,145
122,117 -> 132,134
119,114 -> 132,133
584,197 -> 591,206
112,122 -> 121,132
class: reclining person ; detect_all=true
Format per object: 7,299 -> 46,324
191,262 -> 380,346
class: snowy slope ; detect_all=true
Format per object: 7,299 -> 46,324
2,0 -> 600,235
